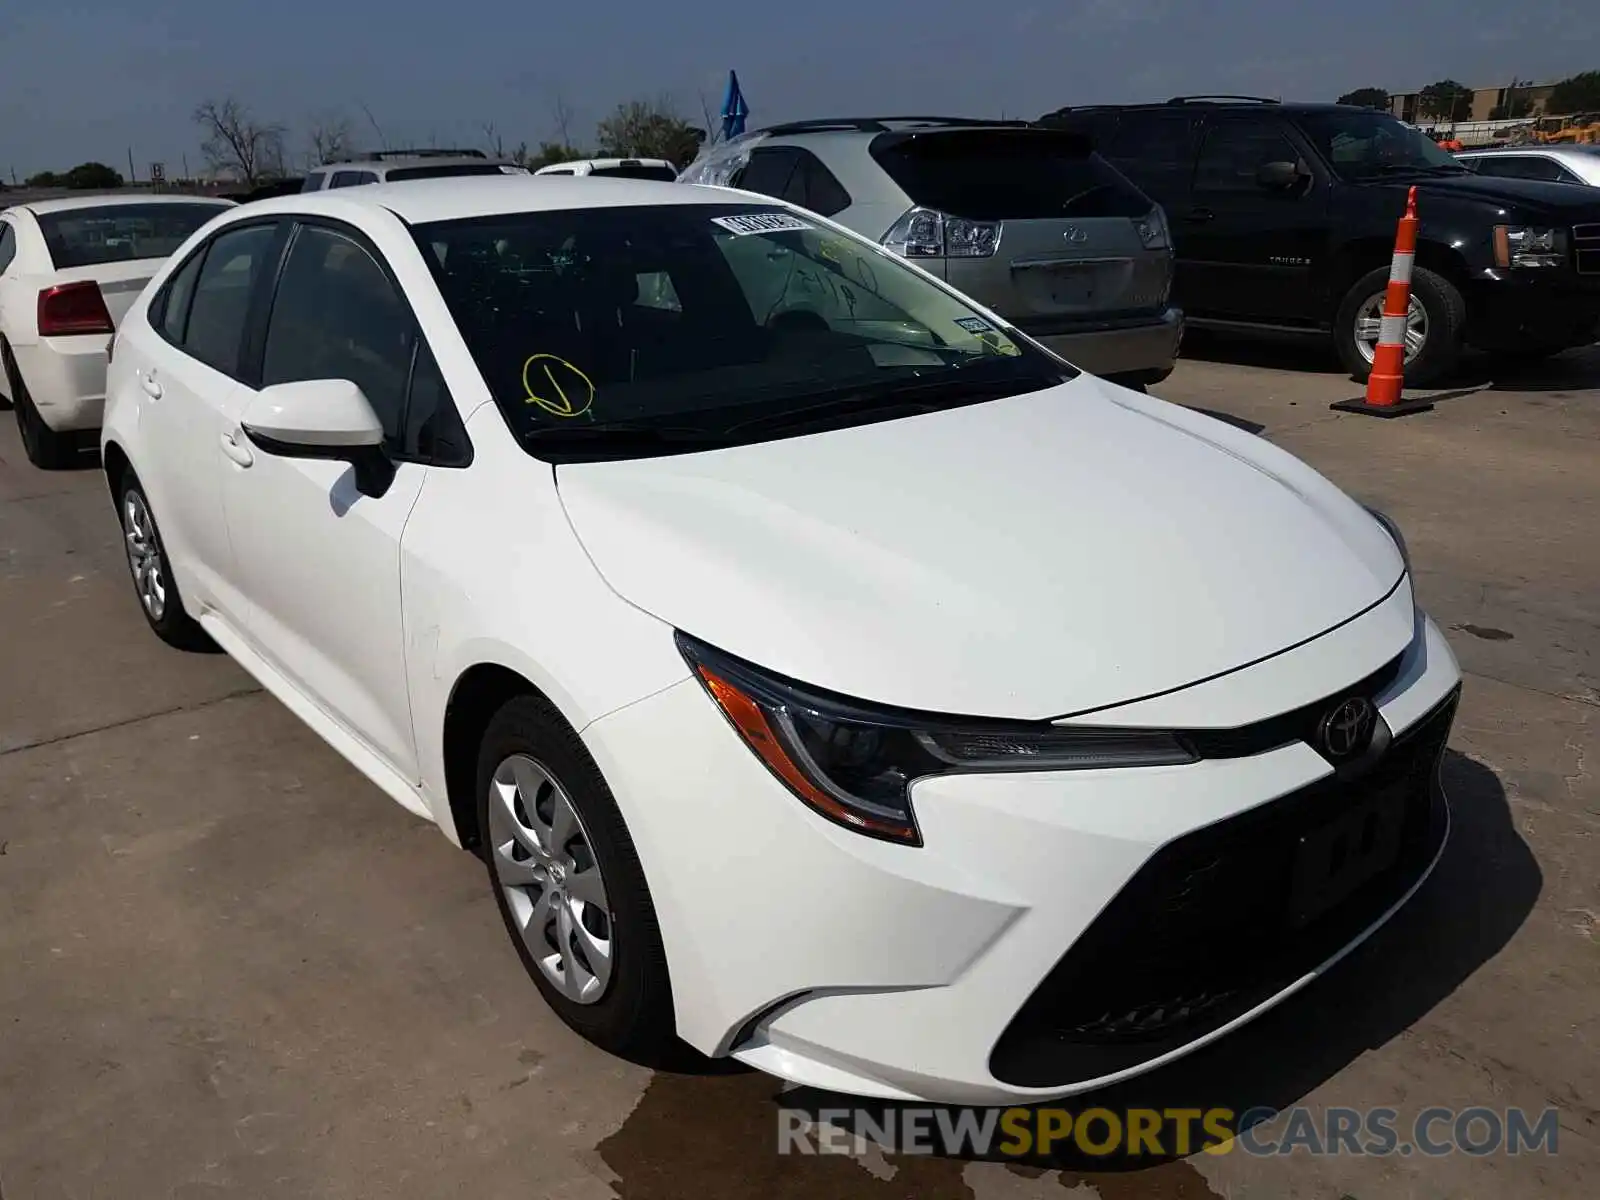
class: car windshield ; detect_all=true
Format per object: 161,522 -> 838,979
36,203 -> 228,268
1295,111 -> 1469,181
413,203 -> 1073,461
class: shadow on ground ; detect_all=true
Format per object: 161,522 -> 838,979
1180,328 -> 1600,394
596,751 -> 1540,1198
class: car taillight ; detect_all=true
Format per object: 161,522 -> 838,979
37,281 -> 115,337
880,207 -> 1002,259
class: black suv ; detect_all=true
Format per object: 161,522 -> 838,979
1038,97 -> 1600,384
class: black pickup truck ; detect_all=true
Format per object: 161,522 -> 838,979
1038,98 -> 1600,384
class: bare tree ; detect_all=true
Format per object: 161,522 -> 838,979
194,98 -> 288,185
480,120 -> 506,157
307,113 -> 355,166
551,93 -> 577,150
357,101 -> 390,152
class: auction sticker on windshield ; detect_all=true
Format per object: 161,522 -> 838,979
713,212 -> 815,236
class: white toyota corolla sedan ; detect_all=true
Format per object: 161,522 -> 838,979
101,176 -> 1462,1106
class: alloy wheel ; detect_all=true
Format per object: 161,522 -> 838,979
488,753 -> 614,1005
122,490 -> 168,622
1353,291 -> 1428,366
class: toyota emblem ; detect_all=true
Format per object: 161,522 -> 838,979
1318,696 -> 1377,760
1063,226 -> 1089,244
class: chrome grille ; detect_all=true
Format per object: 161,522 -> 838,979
1575,223 -> 1600,275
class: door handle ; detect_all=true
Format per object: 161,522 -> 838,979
1184,207 -> 1215,223
140,373 -> 163,399
220,430 -> 254,468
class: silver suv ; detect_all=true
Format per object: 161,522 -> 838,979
302,149 -> 529,191
679,117 -> 1181,384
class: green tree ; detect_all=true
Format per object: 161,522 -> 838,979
522,141 -> 586,170
25,170 -> 63,188
595,99 -> 705,167
63,161 -> 123,189
1547,70 -> 1600,114
1418,79 -> 1473,122
1336,87 -> 1390,110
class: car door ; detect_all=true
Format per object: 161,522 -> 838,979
219,219 -> 434,779
136,219 -> 287,622
1179,116 -> 1329,322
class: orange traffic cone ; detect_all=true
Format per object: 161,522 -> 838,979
1332,186 -> 1436,418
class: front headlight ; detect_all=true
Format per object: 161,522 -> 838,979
1493,225 -> 1566,269
1366,506 -> 1411,573
677,632 -> 1196,845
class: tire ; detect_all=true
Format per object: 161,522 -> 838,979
116,470 -> 212,650
1334,264 -> 1466,388
476,692 -> 677,1064
4,342 -> 73,469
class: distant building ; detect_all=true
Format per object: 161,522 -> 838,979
1387,82 -> 1558,124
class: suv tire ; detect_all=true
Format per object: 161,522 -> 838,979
1335,265 -> 1465,388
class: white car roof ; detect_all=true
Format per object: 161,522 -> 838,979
230,175 -> 749,225
21,193 -> 236,216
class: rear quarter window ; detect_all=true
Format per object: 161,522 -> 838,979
869,129 -> 1153,221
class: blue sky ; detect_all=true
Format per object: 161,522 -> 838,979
3,0 -> 1597,179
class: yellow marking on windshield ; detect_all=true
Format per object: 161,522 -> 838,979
522,353 -> 595,418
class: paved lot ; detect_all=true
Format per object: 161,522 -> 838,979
1,345 -> 1596,1199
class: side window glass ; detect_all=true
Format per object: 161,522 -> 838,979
329,171 -> 366,188
1555,165 -> 1584,185
184,223 -> 279,377
302,172 -> 327,192
403,340 -> 469,463
261,225 -> 414,445
158,248 -> 207,345
787,151 -> 852,217
360,172 -> 381,185
1194,122 -> 1304,194
732,149 -> 799,198
0,224 -> 16,273
1105,113 -> 1194,169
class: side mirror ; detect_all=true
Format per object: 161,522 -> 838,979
1256,159 -> 1306,191
241,379 -> 396,498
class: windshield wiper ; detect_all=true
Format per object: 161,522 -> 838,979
723,374 -> 1040,439
524,422 -> 733,453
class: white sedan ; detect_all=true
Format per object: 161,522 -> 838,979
0,193 -> 235,467
101,176 -> 1462,1106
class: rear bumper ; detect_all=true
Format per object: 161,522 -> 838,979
1027,306 -> 1184,380
1463,272 -> 1600,350
9,336 -> 109,432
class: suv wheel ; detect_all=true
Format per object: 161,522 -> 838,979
1335,265 -> 1465,388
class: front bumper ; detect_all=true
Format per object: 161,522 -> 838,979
9,335 -> 110,432
1463,271 -> 1600,351
1026,306 -> 1184,381
582,608 -> 1461,1106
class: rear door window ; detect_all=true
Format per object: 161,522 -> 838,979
0,222 -> 15,273
302,172 -> 328,192
869,129 -> 1152,220
329,171 -> 370,188
181,222 -> 281,378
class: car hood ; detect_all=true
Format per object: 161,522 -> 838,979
554,375 -> 1406,719
1402,171 -> 1600,216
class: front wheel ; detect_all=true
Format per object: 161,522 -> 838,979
477,693 -> 677,1064
1334,265 -> 1465,388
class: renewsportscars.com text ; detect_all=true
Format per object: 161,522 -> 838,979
778,1105 -> 1560,1159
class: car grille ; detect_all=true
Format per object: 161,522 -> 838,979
1575,224 -> 1600,275
988,686 -> 1459,1089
